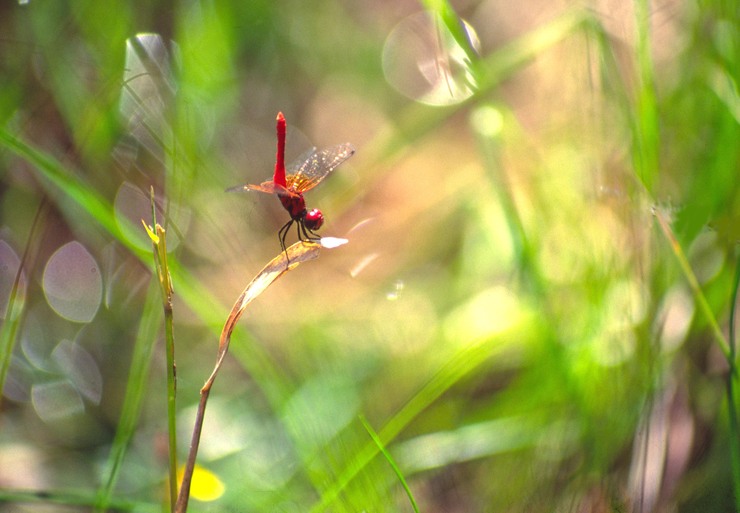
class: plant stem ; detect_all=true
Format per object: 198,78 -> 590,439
727,250 -> 740,511
147,189 -> 179,512
95,283 -> 162,512
0,199 -> 45,404
653,209 -> 730,358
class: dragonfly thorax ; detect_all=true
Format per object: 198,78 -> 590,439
278,192 -> 307,220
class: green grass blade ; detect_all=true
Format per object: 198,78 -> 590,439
359,415 -> 419,513
653,209 -> 730,358
632,0 -> 660,192
310,334 -> 510,512
146,192 -> 179,512
0,202 -> 45,402
0,127 -> 144,255
0,488 -> 158,513
419,0 -> 480,69
0,127 -> 226,329
94,281 -> 163,511
727,251 -> 740,511
0,271 -> 25,402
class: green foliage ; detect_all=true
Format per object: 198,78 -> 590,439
0,0 -> 737,512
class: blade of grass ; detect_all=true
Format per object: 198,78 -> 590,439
359,415 -> 419,513
94,281 -> 163,512
0,127 -> 225,328
727,250 -> 740,511
144,189 -> 178,512
0,263 -> 25,402
310,332 -> 512,512
469,105 -> 535,276
632,0 -> 659,192
0,199 -> 46,403
653,208 -> 730,358
419,0 -> 480,77
0,128 -> 141,253
175,241 -> 321,513
0,488 -> 159,513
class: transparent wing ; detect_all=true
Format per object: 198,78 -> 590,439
285,143 -> 355,193
225,181 -> 295,196
286,146 -> 318,174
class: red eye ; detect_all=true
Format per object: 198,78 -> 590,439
304,209 -> 324,230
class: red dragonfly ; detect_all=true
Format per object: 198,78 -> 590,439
227,112 -> 355,251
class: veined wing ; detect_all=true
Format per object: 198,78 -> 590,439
285,143 -> 355,193
236,147 -> 317,195
225,181 -> 295,196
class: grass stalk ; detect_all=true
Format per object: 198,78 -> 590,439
632,0 -> 660,192
175,242 -> 321,513
359,415 -> 419,513
0,488 -> 159,513
310,334 -> 505,512
145,189 -> 179,512
727,251 -> 740,511
0,200 -> 46,403
94,283 -> 163,512
0,128 -> 227,329
653,209 -> 730,358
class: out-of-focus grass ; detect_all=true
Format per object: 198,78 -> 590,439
0,0 -> 738,512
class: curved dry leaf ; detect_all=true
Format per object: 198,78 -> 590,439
202,241 -> 321,390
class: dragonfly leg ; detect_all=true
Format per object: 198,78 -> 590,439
305,227 -> 322,242
297,219 -> 321,243
278,219 -> 294,254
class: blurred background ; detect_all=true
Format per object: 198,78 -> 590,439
0,0 -> 738,511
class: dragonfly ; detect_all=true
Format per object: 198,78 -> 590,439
227,112 -> 355,251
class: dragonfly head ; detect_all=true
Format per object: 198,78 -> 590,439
304,209 -> 324,231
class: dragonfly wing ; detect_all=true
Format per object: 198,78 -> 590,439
286,147 -> 318,175
226,181 -> 293,195
285,143 -> 355,193
225,184 -> 251,193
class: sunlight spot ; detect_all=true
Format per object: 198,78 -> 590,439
0,444 -> 45,489
20,312 -> 55,371
386,279 -> 405,301
43,241 -> 102,323
346,217 -> 376,235
688,230 -> 724,284
120,33 -> 175,163
319,236 -> 348,249
382,11 -> 480,106
2,356 -> 32,402
51,340 -> 102,404
373,289 -> 436,354
349,252 -> 379,278
397,417 -> 532,472
443,286 -> 524,346
470,105 -> 504,139
657,286 -> 694,353
31,380 -> 84,422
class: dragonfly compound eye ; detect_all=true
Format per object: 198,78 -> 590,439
304,209 -> 324,230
